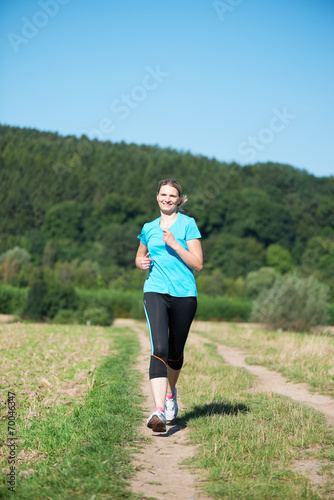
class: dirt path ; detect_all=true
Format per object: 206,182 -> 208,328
113,320 -> 210,500
0,314 -> 16,323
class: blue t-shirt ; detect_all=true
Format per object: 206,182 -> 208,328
137,212 -> 201,297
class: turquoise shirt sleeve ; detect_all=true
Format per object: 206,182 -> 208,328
137,224 -> 147,246
185,217 -> 201,240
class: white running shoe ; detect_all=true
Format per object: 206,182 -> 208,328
146,409 -> 166,432
165,388 -> 178,421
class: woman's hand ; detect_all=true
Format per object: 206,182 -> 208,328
163,232 -> 203,272
136,243 -> 152,270
138,252 -> 152,270
163,229 -> 177,249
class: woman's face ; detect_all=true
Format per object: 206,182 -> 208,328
156,185 -> 181,214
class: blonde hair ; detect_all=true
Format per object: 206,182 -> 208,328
157,178 -> 188,209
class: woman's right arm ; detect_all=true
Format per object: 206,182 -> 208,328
135,241 -> 152,270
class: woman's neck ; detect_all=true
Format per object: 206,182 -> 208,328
160,211 -> 178,229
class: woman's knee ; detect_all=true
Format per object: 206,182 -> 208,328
168,354 -> 184,371
152,342 -> 168,362
149,355 -> 168,379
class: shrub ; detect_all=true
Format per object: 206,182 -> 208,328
266,244 -> 293,274
196,272 -> 246,298
109,290 -> 142,318
0,285 -> 27,314
245,267 -> 277,299
45,282 -> 79,318
83,307 -> 112,326
130,299 -> 146,320
22,278 -> 79,320
327,303 -> 334,326
203,269 -> 225,296
75,288 -> 251,323
76,288 -> 140,319
75,288 -> 117,322
196,295 -> 252,322
22,279 -> 49,319
52,309 -> 79,324
251,274 -> 329,331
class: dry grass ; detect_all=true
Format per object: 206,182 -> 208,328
0,321 -> 114,468
0,322 -> 144,499
180,335 -> 334,499
191,321 -> 334,397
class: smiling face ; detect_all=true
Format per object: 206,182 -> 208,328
156,184 -> 181,215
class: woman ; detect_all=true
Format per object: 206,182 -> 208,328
135,178 -> 203,432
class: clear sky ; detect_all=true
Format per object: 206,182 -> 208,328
1,0 -> 333,177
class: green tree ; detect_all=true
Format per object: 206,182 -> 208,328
99,224 -> 141,268
0,246 -> 31,266
316,200 -> 334,231
0,247 -> 31,285
203,234 -> 265,278
266,244 -> 293,274
43,201 -> 86,240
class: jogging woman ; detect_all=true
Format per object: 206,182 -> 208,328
135,178 -> 203,432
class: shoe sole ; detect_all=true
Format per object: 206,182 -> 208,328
147,415 -> 166,432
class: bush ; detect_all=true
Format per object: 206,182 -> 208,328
129,299 -> 145,320
76,288 -> 139,319
196,271 -> 246,298
0,247 -> 32,285
266,244 -> 293,274
251,274 -> 329,331
52,309 -> 79,324
75,288 -> 251,323
83,307 -> 112,326
327,303 -> 334,326
22,279 -> 49,319
0,285 -> 27,314
196,294 -> 252,322
109,291 -> 141,318
22,278 -> 79,320
45,282 -> 79,318
245,267 -> 277,299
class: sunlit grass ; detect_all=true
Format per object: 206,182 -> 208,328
179,337 -> 334,499
0,323 -> 145,499
191,321 -> 334,397
1,320 -> 334,499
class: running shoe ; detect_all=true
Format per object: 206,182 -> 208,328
146,409 -> 166,432
165,388 -> 178,421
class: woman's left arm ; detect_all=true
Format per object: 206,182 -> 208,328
163,229 -> 203,272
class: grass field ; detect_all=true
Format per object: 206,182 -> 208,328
0,322 -> 145,499
191,322 -> 334,398
179,333 -> 334,499
1,320 -> 334,499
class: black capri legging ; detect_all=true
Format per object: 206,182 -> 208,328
143,292 -> 197,379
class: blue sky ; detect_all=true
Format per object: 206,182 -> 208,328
1,0 -> 333,177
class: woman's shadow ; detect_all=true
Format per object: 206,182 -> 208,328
160,401 -> 250,437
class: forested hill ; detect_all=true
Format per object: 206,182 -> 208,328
1,124 -> 334,289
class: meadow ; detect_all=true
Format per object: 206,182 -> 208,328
0,319 -> 333,499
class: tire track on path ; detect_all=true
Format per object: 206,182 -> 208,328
191,331 -> 334,427
190,328 -> 334,492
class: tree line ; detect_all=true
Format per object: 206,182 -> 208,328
1,124 -> 334,301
